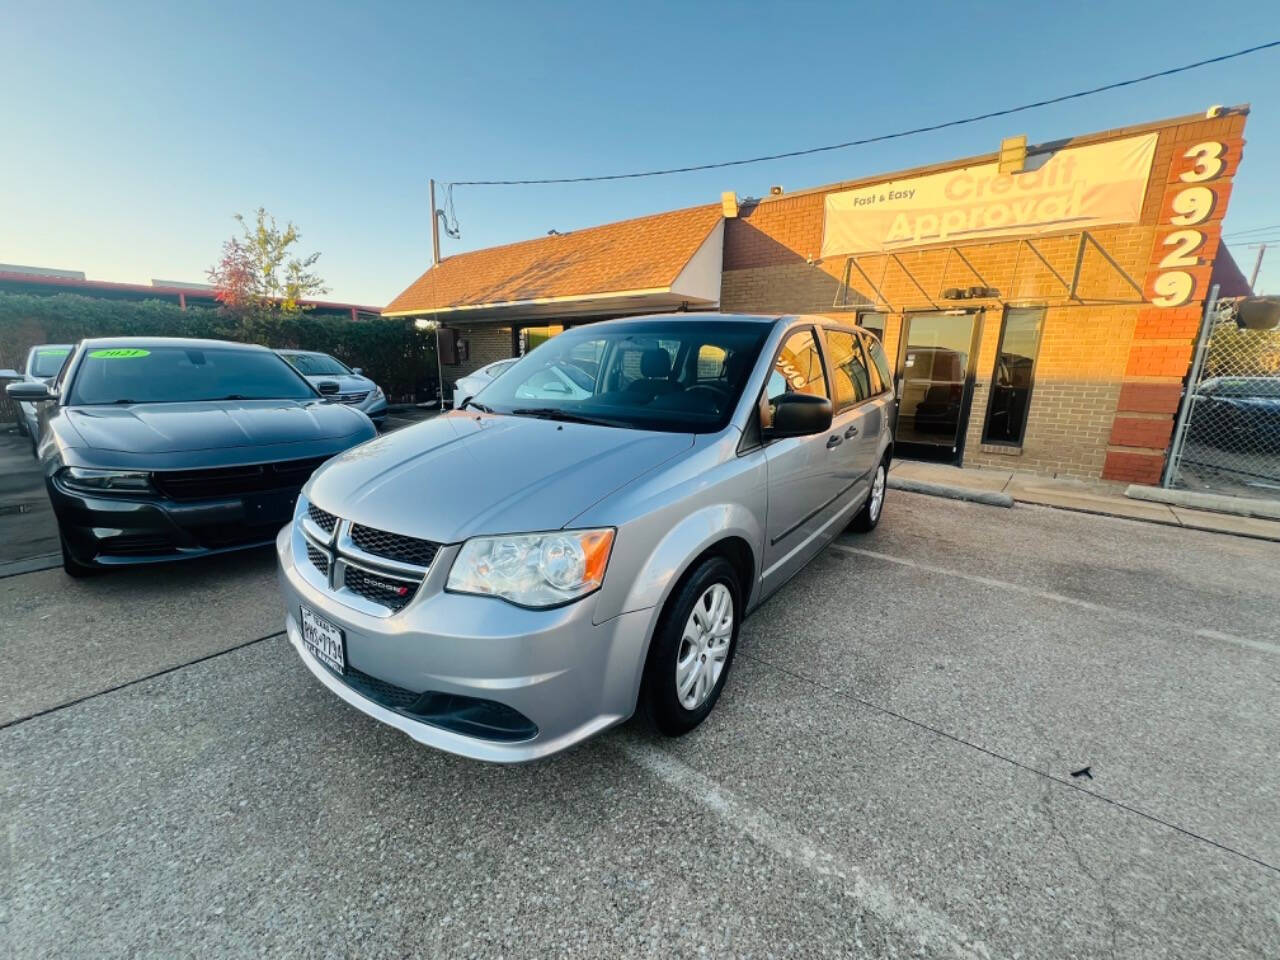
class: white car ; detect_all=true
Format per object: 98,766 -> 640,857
452,358 -> 518,409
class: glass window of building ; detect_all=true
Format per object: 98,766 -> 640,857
983,307 -> 1046,446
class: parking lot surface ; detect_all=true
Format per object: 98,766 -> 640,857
3,491 -> 1278,958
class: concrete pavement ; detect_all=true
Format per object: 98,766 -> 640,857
4,490 -> 1278,958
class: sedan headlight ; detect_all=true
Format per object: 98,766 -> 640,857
447,528 -> 615,608
59,467 -> 153,494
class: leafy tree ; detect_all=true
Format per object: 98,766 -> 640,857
207,208 -> 328,314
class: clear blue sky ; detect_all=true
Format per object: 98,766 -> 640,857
3,0 -> 1278,304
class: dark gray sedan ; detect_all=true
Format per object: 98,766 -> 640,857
5,337 -> 376,576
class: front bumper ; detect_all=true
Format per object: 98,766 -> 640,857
360,395 -> 388,422
50,478 -> 301,567
277,526 -> 653,762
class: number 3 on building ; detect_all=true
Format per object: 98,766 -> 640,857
1179,142 -> 1226,183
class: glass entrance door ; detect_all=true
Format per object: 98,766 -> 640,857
894,312 -> 982,462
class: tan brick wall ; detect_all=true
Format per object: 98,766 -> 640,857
442,324 -> 514,387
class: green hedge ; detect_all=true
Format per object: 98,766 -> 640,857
0,292 -> 438,421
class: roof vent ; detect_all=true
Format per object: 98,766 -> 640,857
769,185 -> 784,196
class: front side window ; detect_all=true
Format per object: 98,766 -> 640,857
278,352 -> 351,376
69,346 -> 317,406
983,307 -> 1045,446
824,329 -> 871,412
475,320 -> 771,433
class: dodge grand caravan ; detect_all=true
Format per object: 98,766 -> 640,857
277,314 -> 895,761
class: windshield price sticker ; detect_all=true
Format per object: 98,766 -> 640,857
89,348 -> 151,359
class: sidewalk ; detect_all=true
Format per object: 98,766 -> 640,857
887,459 -> 1280,542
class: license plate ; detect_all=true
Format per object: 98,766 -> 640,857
300,605 -> 345,674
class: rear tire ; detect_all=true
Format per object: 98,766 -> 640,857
639,556 -> 741,737
61,534 -> 99,579
851,458 -> 887,533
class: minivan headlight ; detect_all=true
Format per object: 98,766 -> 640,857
59,467 -> 153,494
447,528 -> 615,608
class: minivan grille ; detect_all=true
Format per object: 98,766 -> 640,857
307,503 -> 338,534
343,564 -> 418,612
349,524 -> 439,568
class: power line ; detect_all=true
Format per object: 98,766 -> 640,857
1223,224 -> 1280,238
449,41 -> 1278,187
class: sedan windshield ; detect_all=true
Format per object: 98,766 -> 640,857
473,320 -> 771,433
29,346 -> 73,378
69,346 -> 318,405
278,352 -> 351,376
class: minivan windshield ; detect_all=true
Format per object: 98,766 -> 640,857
472,320 -> 771,433
278,352 -> 352,376
69,345 -> 318,405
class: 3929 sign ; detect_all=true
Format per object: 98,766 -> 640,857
1148,137 -> 1240,308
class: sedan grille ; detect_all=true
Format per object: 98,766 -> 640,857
349,524 -> 439,568
338,392 -> 369,404
154,456 -> 329,501
343,564 -> 418,613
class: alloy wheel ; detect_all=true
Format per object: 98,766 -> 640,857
675,582 -> 734,710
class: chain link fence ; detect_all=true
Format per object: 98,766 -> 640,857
1166,303 -> 1280,500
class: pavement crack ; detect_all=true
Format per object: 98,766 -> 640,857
1038,785 -> 1120,960
0,630 -> 285,731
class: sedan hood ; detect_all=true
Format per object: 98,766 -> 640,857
306,411 -> 694,543
63,400 -> 370,454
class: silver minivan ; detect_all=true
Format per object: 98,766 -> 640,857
277,314 -> 895,761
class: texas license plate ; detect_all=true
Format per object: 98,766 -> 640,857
300,605 -> 345,674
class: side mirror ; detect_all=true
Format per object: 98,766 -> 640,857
352,367 -> 364,376
0,368 -> 22,382
6,381 -> 53,402
316,380 -> 341,396
765,392 -> 832,439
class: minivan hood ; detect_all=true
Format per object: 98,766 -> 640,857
306,411 -> 694,543
64,399 -> 368,453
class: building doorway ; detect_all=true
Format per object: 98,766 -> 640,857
893,311 -> 983,463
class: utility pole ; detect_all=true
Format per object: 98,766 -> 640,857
1249,244 -> 1267,291
429,178 -> 441,266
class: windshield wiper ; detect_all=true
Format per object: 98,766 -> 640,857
462,399 -> 493,413
509,407 -> 622,427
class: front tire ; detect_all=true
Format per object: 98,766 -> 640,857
851,459 -> 887,532
640,556 -> 741,737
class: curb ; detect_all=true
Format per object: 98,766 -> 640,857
1125,484 -> 1280,521
887,476 -> 1014,508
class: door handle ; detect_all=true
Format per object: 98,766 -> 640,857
826,434 -> 843,448
844,425 -> 859,439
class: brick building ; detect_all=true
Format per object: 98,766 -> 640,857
384,106 -> 1253,484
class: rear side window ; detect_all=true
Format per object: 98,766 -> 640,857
824,329 -> 871,412
866,337 -> 893,393
767,328 -> 827,404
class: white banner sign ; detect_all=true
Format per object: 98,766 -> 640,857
821,133 -> 1157,256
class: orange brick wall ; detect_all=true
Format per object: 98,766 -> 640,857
720,108 -> 1249,482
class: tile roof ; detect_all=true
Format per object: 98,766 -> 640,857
384,203 -> 722,315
